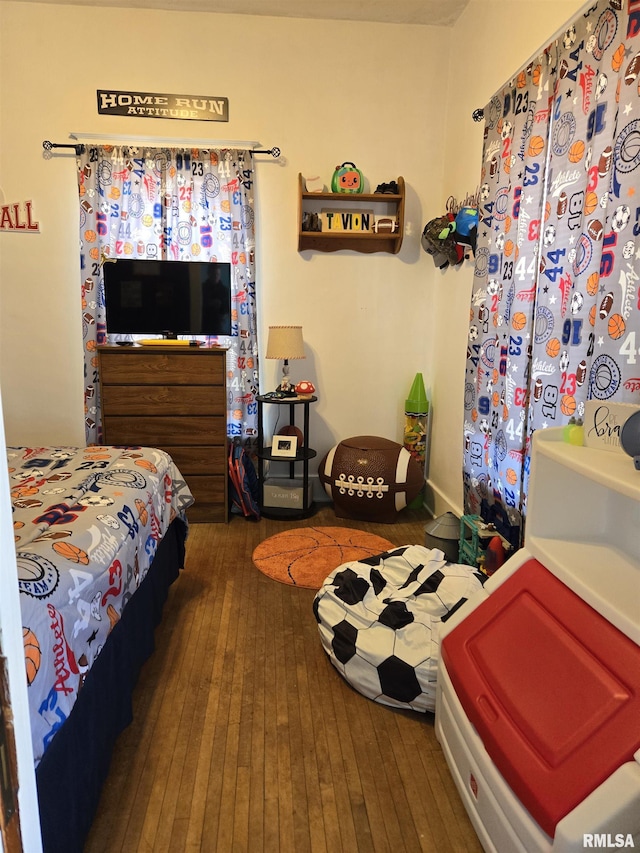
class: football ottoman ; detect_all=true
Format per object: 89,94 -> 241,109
313,544 -> 483,712
318,435 -> 424,523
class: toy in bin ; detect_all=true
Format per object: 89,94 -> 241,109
563,416 -> 584,445
404,373 -> 429,510
458,514 -> 512,576
404,373 -> 429,467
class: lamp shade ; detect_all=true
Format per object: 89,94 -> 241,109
266,325 -> 305,360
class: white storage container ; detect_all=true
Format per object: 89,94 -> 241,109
436,428 -> 640,851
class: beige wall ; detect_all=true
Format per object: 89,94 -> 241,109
0,0 -> 585,515
0,2 -> 449,451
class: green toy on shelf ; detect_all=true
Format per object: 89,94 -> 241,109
331,162 -> 364,194
563,417 -> 584,445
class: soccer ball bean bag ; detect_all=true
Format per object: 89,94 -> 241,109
313,544 -> 483,712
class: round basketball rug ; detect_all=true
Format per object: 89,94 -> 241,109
252,526 -> 395,589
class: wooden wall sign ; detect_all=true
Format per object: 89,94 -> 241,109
320,208 -> 373,233
583,400 -> 640,453
97,90 -> 229,122
0,202 -> 39,233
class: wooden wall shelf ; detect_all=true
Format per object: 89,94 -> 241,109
297,173 -> 405,254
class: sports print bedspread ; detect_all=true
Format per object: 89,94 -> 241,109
7,445 -> 194,766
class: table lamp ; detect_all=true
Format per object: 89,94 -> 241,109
266,325 -> 305,395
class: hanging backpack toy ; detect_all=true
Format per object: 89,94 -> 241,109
421,207 -> 478,269
332,162 -> 364,194
421,213 -> 463,269
451,206 -> 478,253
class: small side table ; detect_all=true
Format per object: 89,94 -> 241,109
256,395 -> 317,519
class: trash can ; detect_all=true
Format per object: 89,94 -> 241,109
424,512 -> 460,562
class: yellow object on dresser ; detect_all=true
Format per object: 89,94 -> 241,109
137,338 -> 203,346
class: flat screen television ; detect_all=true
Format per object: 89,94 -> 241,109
103,259 -> 232,337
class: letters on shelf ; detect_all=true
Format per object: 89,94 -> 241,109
320,208 -> 374,233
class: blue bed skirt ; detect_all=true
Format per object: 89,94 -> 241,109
35,518 -> 187,853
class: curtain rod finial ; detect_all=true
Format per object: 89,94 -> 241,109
42,140 -> 85,155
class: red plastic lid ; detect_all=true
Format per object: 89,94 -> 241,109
442,558 -> 640,837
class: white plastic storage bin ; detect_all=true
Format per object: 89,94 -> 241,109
436,428 -> 640,852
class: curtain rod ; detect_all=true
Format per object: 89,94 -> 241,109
471,0 -> 598,121
42,134 -> 281,157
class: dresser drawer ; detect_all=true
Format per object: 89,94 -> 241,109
101,384 -> 225,416
103,415 -> 226,446
159,445 -> 227,475
184,475 -> 227,523
99,350 -> 225,385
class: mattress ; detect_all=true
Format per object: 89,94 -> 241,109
8,444 -> 194,767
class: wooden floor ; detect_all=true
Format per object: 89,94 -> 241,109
84,505 -> 483,853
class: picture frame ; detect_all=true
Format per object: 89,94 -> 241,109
271,435 -> 298,457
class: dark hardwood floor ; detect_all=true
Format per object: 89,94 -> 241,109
84,504 -> 483,853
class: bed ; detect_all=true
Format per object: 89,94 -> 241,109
8,444 -> 194,853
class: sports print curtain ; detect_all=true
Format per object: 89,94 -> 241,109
77,145 -> 258,446
463,0 -> 640,535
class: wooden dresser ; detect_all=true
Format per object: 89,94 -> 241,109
97,345 -> 228,523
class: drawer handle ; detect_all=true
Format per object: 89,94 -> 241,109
477,695 -> 498,723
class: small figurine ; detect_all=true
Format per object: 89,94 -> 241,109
295,380 -> 316,400
276,376 -> 297,397
563,417 -> 584,445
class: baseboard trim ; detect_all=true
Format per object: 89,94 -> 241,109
424,478 -> 463,520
